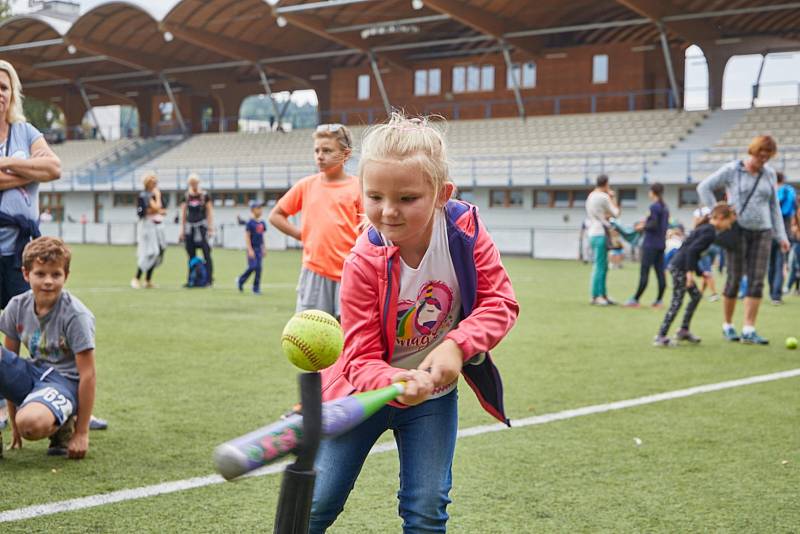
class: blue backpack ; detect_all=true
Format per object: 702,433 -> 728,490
187,256 -> 209,288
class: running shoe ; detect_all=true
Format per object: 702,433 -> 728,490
89,415 -> 108,431
740,331 -> 769,345
675,329 -> 701,344
652,335 -> 675,347
623,298 -> 640,308
722,325 -> 740,342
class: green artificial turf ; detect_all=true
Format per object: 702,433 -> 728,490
1,245 -> 798,532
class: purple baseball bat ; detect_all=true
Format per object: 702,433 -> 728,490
214,382 -> 405,480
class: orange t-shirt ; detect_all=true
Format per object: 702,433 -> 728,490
277,172 -> 362,282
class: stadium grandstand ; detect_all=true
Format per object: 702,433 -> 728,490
1,0 -> 799,257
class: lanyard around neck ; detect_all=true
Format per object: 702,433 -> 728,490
2,123 -> 10,157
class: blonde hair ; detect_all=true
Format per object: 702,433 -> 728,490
747,135 -> 777,157
0,60 -> 26,124
23,237 -> 72,274
187,173 -> 200,188
358,112 -> 450,192
313,125 -> 353,151
142,172 -> 158,191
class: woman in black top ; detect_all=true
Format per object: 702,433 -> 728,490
654,203 -> 736,347
180,174 -> 214,286
625,182 -> 669,308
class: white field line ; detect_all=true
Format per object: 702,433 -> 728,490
73,282 -> 297,293
2,367 -> 799,523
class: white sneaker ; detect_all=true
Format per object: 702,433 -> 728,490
130,278 -> 141,289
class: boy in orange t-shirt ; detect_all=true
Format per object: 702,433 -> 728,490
269,124 -> 362,318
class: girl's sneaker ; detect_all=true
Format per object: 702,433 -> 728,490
651,300 -> 664,309
652,335 -> 675,347
675,329 -> 701,344
624,298 -> 640,308
707,293 -> 720,302
130,278 -> 141,289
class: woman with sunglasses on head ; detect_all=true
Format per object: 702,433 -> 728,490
0,60 -> 61,430
269,124 -> 362,318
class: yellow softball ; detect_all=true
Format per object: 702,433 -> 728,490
281,310 -> 344,371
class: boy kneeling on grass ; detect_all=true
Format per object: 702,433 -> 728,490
0,237 -> 96,459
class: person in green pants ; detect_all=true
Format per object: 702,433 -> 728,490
585,174 -> 620,305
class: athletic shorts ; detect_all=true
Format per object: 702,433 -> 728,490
0,348 -> 78,426
296,268 -> 341,318
698,254 -> 713,274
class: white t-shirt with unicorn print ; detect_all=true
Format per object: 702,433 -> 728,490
383,209 -> 461,400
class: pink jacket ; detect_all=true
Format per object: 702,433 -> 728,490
321,201 -> 519,424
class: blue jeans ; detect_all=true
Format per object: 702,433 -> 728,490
0,254 -> 30,406
310,390 -> 458,534
0,254 -> 30,309
767,240 -> 785,301
237,252 -> 262,292
787,242 -> 800,290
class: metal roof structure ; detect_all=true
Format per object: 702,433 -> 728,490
1,0 -> 799,124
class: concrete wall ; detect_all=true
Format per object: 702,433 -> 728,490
47,183 -> 700,259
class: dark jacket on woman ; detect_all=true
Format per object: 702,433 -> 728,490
642,201 -> 669,250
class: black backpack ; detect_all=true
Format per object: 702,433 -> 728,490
136,194 -> 148,219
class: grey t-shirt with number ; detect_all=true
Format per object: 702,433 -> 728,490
0,121 -> 44,255
0,289 -> 95,381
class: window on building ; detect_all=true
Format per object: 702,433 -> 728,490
480,64 -> 495,91
618,188 -> 637,208
553,190 -> 570,208
452,66 -> 466,93
572,190 -> 589,207
113,192 -> 138,206
453,64 -> 494,93
533,189 -> 593,208
265,191 -> 285,207
679,187 -> 699,207
357,74 -> 370,100
455,187 -> 475,204
212,191 -> 256,208
414,68 -> 441,96
507,62 -> 537,89
490,188 -> 523,208
466,65 -> 480,92
593,54 -> 609,84
40,193 -> 63,223
534,190 -> 552,207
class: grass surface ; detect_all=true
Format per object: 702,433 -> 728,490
1,245 -> 798,533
